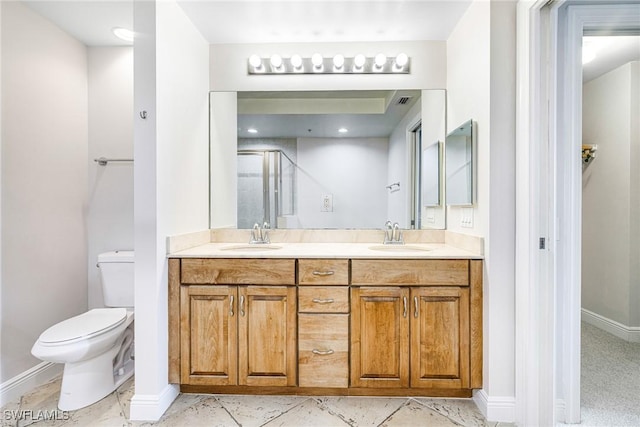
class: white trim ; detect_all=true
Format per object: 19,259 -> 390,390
129,383 -> 179,421
555,3 -> 640,424
0,362 -> 62,407
473,389 -> 516,423
582,309 -> 640,343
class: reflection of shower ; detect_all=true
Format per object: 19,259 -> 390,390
237,150 -> 296,229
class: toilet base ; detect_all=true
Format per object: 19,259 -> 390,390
58,331 -> 134,411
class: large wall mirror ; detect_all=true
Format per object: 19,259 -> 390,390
210,89 -> 446,230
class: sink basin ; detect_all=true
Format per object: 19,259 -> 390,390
368,244 -> 431,252
220,244 -> 282,251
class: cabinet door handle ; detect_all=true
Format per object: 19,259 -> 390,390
312,270 -> 335,276
403,296 -> 408,318
312,349 -> 335,355
240,295 -> 245,317
312,298 -> 335,304
229,295 -> 234,317
414,296 -> 419,318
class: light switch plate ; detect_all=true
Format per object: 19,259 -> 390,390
461,207 -> 474,228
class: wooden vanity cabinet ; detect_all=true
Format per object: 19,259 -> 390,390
350,259 -> 481,392
297,259 -> 350,388
176,259 -> 297,387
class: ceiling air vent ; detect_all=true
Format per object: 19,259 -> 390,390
395,96 -> 412,105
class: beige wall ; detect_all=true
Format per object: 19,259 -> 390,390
87,47 -> 134,309
582,61 -> 640,329
1,1 -> 88,381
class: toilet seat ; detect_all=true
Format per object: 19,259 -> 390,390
39,308 -> 127,345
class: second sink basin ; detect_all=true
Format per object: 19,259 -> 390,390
368,244 -> 432,252
220,244 -> 283,251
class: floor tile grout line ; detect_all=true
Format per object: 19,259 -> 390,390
375,398 -> 412,427
255,396 -> 314,427
212,395 -> 243,427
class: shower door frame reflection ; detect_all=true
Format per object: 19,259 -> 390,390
237,149 -> 295,229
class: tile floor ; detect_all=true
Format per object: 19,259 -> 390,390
1,377 -> 513,427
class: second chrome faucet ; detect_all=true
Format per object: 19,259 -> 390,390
250,222 -> 271,244
383,220 -> 404,245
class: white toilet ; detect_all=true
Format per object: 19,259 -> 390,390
32,250 -> 135,411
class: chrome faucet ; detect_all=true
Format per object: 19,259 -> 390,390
383,221 -> 404,245
250,222 -> 271,244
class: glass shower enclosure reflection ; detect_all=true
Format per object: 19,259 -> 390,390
237,150 -> 296,229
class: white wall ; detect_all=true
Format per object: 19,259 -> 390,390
420,90 -> 446,229
210,91 -> 237,228
131,0 -> 210,420
210,41 -> 446,91
87,47 -> 134,309
582,61 -> 640,329
1,0 -> 88,381
296,137 -> 388,229
447,0 -> 517,421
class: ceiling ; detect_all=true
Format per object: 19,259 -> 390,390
582,36 -> 640,83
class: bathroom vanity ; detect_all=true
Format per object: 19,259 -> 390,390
168,235 -> 483,398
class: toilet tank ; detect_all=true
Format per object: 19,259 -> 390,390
98,251 -> 134,307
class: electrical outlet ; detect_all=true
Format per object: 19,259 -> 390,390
321,194 -> 333,212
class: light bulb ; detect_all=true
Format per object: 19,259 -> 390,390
374,53 -> 387,68
333,54 -> 345,69
312,53 -> 323,67
249,55 -> 262,69
353,54 -> 366,69
395,53 -> 408,67
270,54 -> 283,69
290,54 -> 303,69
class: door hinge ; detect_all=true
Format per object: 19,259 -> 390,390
539,237 -> 546,250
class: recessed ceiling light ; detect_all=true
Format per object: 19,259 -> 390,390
247,128 -> 258,134
112,27 -> 134,43
338,127 -> 348,133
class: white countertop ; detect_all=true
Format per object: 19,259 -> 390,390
168,242 -> 483,259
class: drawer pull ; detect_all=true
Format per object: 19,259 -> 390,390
312,349 -> 335,356
229,295 -> 234,317
312,270 -> 335,276
312,298 -> 335,304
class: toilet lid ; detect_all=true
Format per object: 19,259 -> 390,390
40,308 -> 127,344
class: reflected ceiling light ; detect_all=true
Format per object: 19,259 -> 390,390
338,127 -> 349,133
112,27 -> 134,43
333,54 -> 345,71
247,128 -> 258,134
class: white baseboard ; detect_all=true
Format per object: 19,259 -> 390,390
581,308 -> 640,343
473,389 -> 516,423
129,383 -> 179,421
0,362 -> 62,407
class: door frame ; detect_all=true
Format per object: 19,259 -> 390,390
516,1 -> 640,425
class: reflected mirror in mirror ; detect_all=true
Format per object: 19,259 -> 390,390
210,90 -> 446,230
445,119 -> 474,206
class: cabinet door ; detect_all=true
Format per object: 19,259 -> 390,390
238,286 -> 297,386
410,287 -> 470,389
180,285 -> 238,386
350,287 -> 410,388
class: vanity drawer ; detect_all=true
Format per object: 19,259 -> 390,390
351,259 -> 469,286
181,258 -> 295,285
298,259 -> 349,285
298,286 -> 349,313
298,314 -> 349,388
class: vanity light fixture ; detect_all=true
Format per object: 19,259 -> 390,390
247,128 -> 258,134
338,127 -> 349,133
247,53 -> 410,75
112,27 -> 134,43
